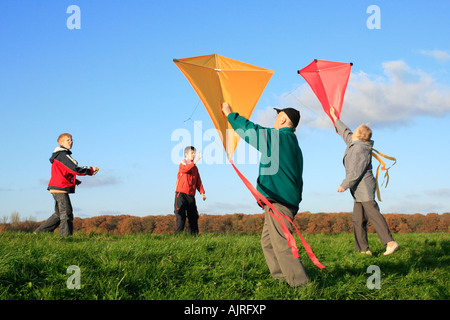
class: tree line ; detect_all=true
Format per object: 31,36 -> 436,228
1,212 -> 448,234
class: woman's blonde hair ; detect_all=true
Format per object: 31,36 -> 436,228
356,124 -> 372,142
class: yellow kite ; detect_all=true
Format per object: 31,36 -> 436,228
173,54 -> 274,159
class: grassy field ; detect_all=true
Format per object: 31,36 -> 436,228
0,232 -> 448,300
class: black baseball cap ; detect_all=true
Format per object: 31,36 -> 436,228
274,107 -> 301,128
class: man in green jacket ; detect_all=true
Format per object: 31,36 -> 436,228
222,102 -> 310,287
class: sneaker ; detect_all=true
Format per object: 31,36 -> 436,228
361,250 -> 372,255
384,242 -> 399,256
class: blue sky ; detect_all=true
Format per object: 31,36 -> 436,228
1,0 -> 449,221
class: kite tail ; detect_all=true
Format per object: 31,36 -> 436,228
229,160 -> 325,269
371,148 -> 397,202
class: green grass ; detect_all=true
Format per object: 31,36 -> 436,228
0,232 -> 448,300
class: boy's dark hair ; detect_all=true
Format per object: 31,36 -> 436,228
184,146 -> 196,154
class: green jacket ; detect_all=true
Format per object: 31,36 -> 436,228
227,112 -> 303,211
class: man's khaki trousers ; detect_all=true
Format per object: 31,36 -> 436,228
261,202 -> 310,287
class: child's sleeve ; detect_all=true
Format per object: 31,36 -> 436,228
62,154 -> 94,176
178,161 -> 195,173
335,119 -> 353,146
196,172 -> 205,195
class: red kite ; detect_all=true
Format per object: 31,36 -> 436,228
298,59 -> 352,125
173,54 -> 274,159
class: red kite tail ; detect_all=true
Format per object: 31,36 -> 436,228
229,160 -> 325,269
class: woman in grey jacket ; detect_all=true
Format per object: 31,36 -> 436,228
330,108 -> 399,256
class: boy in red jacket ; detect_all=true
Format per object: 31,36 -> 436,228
174,146 -> 206,234
34,133 -> 99,236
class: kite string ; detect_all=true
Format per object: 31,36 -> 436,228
182,100 -> 230,157
183,100 -> 202,124
283,87 -> 330,123
184,86 -> 328,125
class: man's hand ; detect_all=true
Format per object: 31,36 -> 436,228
201,193 -> 206,201
92,166 -> 100,175
194,152 -> 202,164
337,186 -> 345,192
222,102 -> 232,117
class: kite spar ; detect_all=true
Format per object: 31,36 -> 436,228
174,54 -> 325,269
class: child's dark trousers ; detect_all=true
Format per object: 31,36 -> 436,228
174,192 -> 199,234
35,193 -> 73,236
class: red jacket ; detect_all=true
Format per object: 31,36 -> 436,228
48,147 -> 94,193
175,160 -> 205,196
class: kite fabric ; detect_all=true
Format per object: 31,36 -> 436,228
173,54 -> 274,159
298,59 -> 352,125
174,54 -> 324,268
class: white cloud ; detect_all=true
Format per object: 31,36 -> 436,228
419,49 -> 450,63
425,188 -> 450,198
386,200 -> 446,214
271,60 -> 450,129
80,175 -> 119,188
254,106 -> 277,128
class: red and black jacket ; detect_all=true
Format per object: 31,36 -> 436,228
48,147 -> 94,193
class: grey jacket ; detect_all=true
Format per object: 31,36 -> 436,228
335,119 -> 376,202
